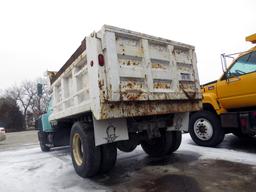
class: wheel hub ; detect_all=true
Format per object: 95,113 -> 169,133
72,133 -> 84,166
198,124 -> 207,134
194,118 -> 213,141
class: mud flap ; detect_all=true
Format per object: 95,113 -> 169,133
167,112 -> 189,132
93,117 -> 129,146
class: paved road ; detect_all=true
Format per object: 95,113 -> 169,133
0,131 -> 256,192
0,130 -> 38,151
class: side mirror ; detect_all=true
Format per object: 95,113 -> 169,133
220,71 -> 228,81
223,71 -> 228,79
37,83 -> 43,97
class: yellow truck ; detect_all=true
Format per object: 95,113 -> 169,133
189,34 -> 256,147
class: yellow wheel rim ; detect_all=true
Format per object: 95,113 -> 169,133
72,133 -> 84,166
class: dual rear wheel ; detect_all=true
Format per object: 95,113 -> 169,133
71,122 -> 183,177
70,122 -> 117,178
141,131 -> 182,157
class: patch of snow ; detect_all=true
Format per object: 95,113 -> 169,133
0,147 -> 109,192
1,133 -> 256,192
180,133 -> 256,166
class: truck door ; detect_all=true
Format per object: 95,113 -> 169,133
217,51 -> 256,109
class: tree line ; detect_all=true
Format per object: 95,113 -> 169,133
0,78 -> 50,132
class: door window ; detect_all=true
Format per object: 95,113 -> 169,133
227,51 -> 256,77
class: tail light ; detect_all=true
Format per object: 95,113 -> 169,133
98,54 -> 105,66
240,118 -> 247,128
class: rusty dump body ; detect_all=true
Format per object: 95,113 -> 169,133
49,25 -> 202,121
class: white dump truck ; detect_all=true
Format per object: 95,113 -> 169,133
37,25 -> 202,178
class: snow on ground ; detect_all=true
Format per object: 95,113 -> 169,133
0,147 -> 107,192
180,133 -> 256,166
1,133 -> 256,192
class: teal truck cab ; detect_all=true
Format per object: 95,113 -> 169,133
37,98 -> 70,151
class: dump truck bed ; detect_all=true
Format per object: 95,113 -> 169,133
49,25 -> 201,121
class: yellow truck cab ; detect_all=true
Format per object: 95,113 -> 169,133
189,34 -> 256,147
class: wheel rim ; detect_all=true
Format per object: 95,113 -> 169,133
72,133 -> 84,166
193,118 -> 213,141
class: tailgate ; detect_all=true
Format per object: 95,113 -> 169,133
101,26 -> 200,102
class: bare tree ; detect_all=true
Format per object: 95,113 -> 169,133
30,78 -> 50,118
5,78 -> 50,129
6,82 -> 34,129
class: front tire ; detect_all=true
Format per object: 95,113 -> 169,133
70,122 -> 101,178
38,131 -> 50,152
189,111 -> 225,147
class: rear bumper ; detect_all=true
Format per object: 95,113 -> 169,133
98,100 -> 202,120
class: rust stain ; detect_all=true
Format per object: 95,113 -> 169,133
126,82 -> 133,88
109,104 -> 115,109
153,82 -> 171,89
99,79 -> 107,101
121,90 -> 145,101
179,81 -> 196,92
100,100 -> 202,119
121,80 -> 143,90
179,82 -> 197,100
98,80 -> 104,90
108,84 -> 112,98
119,59 -> 140,66
152,63 -> 166,69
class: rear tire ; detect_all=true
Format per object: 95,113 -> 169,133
70,122 -> 101,178
116,140 -> 137,152
99,144 -> 117,173
141,130 -> 173,157
38,131 -> 50,152
189,111 -> 225,147
167,131 -> 182,154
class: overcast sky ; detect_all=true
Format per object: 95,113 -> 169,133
0,0 -> 255,90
